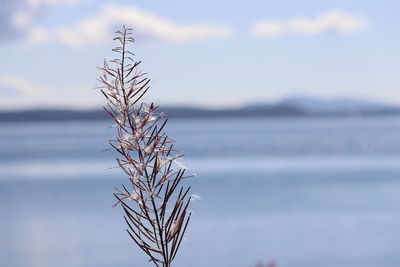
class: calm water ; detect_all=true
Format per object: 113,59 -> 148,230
1,116 -> 400,267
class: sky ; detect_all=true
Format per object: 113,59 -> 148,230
0,0 -> 399,110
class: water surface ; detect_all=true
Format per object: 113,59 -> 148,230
1,116 -> 400,267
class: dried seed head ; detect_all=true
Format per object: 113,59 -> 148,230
144,145 -> 153,155
167,211 -> 186,242
134,116 -> 142,126
100,27 -> 194,266
120,135 -> 137,150
130,173 -> 140,184
116,115 -> 126,127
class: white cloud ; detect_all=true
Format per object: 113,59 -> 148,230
0,74 -> 102,110
0,74 -> 36,95
252,9 -> 367,38
9,8 -> 50,44
10,11 -> 33,29
55,4 -> 234,47
26,26 -> 49,44
26,0 -> 77,9
2,0 -> 77,44
190,194 -> 202,201
252,21 -> 284,38
3,2 -> 232,47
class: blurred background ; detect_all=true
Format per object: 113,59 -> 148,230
1,1 -> 400,267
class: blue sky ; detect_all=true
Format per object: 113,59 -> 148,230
0,0 -> 399,110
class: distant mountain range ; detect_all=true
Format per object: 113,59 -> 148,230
278,96 -> 396,113
1,96 -> 400,122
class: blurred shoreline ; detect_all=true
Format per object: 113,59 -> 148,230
2,100 -> 400,122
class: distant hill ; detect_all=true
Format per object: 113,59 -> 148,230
0,104 -> 305,122
245,96 -> 400,116
1,96 -> 400,122
278,96 -> 396,113
0,109 -> 107,122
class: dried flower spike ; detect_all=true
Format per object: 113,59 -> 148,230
98,26 -> 195,267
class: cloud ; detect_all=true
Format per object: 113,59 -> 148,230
0,74 -> 102,110
9,8 -> 50,44
0,0 -> 25,41
10,10 -> 32,28
1,2 -> 233,47
252,9 -> 367,38
0,0 -> 77,44
55,4 -> 234,47
25,0 -> 77,9
252,21 -> 284,38
190,194 -> 202,201
25,26 -> 49,43
0,74 -> 38,95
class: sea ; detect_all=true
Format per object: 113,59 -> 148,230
1,116 -> 400,267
